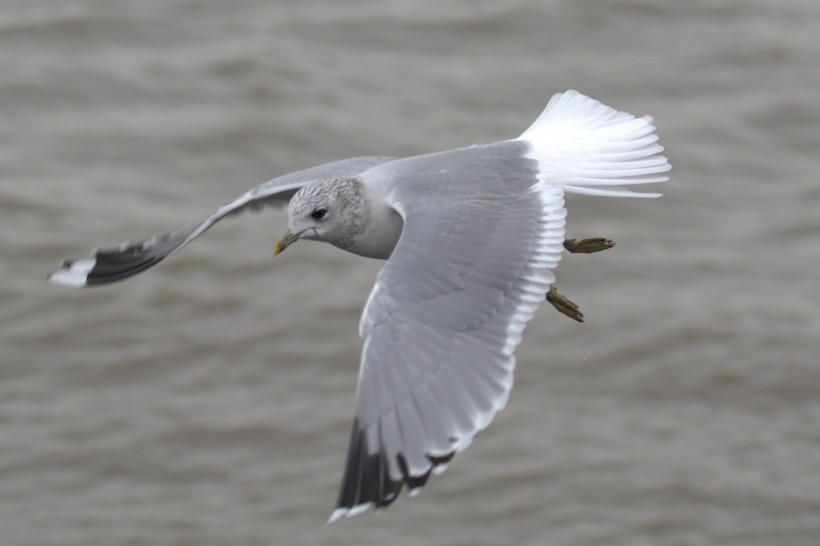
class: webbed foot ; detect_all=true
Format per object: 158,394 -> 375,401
563,238 -> 615,254
546,285 -> 584,323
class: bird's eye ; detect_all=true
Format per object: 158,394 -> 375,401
311,207 -> 328,220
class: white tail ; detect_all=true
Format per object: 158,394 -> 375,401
518,90 -> 670,198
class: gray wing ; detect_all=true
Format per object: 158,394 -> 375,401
330,142 -> 567,521
48,156 -> 394,287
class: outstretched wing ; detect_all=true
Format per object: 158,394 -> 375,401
330,142 -> 567,521
329,91 -> 670,520
48,156 -> 394,287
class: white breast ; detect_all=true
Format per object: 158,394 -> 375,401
343,200 -> 403,259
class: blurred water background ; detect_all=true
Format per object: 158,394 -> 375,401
1,0 -> 819,544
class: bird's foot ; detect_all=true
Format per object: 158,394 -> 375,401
546,285 -> 584,323
563,237 -> 615,254
549,238 -> 611,321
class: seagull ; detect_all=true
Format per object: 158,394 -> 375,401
49,90 -> 670,521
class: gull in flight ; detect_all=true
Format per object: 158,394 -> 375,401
49,91 -> 670,522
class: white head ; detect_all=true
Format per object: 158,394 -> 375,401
275,177 -> 369,255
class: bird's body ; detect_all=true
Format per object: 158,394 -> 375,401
49,91 -> 670,521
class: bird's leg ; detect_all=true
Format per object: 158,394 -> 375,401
563,237 -> 615,254
546,238 -> 614,322
547,285 -> 584,323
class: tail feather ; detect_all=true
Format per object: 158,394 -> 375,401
518,90 -> 670,198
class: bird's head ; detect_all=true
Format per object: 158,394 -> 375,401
275,177 -> 368,255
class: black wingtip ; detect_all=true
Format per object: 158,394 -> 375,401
47,247 -> 165,288
329,418 -> 455,522
84,247 -> 164,285
48,224 -> 202,288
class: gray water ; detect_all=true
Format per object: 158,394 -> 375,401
2,1 -> 819,544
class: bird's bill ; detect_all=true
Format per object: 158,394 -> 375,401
274,228 -> 301,256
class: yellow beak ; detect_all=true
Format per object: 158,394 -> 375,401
274,228 -> 301,256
